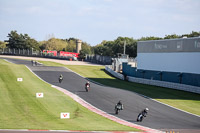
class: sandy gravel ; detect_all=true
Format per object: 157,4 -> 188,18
0,55 -> 103,66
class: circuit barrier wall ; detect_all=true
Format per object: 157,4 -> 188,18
105,63 -> 200,94
105,65 -> 124,80
127,76 -> 200,94
123,62 -> 200,87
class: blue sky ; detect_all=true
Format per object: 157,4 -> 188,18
0,0 -> 199,46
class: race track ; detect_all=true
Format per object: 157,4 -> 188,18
3,58 -> 200,132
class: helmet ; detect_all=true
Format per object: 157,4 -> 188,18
87,81 -> 89,83
145,108 -> 149,111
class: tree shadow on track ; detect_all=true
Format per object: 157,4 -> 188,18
87,72 -> 200,101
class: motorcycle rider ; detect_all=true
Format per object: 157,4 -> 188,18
59,74 -> 63,83
115,100 -> 124,110
85,81 -> 90,91
141,108 -> 149,117
137,108 -> 149,122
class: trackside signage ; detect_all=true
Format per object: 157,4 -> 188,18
60,113 -> 70,119
36,93 -> 44,98
17,78 -> 23,82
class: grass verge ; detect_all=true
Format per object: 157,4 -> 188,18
0,59 -> 140,131
39,61 -> 200,116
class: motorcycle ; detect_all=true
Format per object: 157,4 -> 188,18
85,85 -> 90,92
115,104 -> 122,115
137,112 -> 147,122
59,77 -> 63,83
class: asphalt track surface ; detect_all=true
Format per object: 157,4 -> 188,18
2,58 -> 200,133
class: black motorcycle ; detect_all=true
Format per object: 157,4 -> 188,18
59,77 -> 63,83
85,85 -> 90,92
137,112 -> 147,122
115,104 -> 123,115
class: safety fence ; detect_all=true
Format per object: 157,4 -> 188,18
0,48 -> 78,61
85,54 -> 112,65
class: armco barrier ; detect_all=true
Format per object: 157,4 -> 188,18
127,76 -> 200,94
105,65 -> 124,80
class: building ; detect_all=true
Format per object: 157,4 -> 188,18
137,37 -> 200,74
122,37 -> 200,89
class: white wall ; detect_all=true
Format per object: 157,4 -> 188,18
105,65 -> 124,80
137,52 -> 200,74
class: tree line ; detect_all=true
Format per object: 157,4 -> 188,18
93,31 -> 200,58
0,30 -> 199,58
0,30 -> 93,58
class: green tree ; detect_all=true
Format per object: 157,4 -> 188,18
62,38 -> 93,54
94,44 -> 105,55
0,41 -> 7,49
38,41 -> 47,51
78,50 -> 86,59
81,42 -> 92,54
67,40 -> 76,52
6,30 -> 40,50
6,31 -> 24,49
41,38 -> 67,51
93,37 -> 137,58
182,31 -> 200,38
139,36 -> 162,41
164,34 -> 180,39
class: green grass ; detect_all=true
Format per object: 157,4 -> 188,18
0,59 -> 140,131
39,61 -> 200,116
